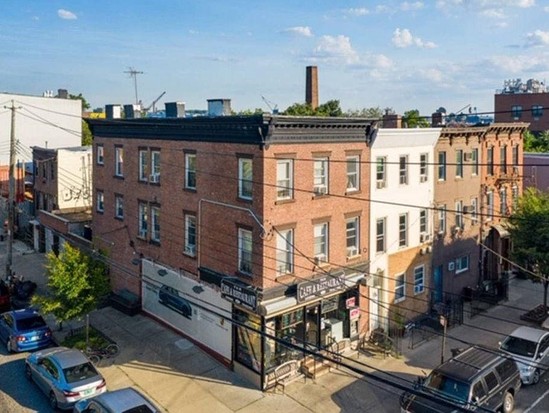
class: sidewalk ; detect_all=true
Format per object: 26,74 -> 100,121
6,244 -> 547,412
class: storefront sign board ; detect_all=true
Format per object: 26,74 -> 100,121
297,274 -> 346,303
221,278 -> 257,311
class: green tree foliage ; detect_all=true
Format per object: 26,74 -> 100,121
508,188 -> 549,308
32,244 -> 110,323
403,109 -> 430,128
523,130 -> 549,152
345,106 -> 384,119
234,108 -> 264,115
282,100 -> 343,117
81,120 -> 92,146
68,93 -> 91,111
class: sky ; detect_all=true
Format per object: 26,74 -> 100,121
2,0 -> 549,117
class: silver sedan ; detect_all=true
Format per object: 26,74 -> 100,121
25,346 -> 107,410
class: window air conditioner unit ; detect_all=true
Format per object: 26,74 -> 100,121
420,175 -> 428,183
314,186 -> 327,196
314,255 -> 326,265
452,225 -> 461,234
139,229 -> 147,238
185,245 -> 196,256
150,174 -> 160,183
376,181 -> 385,189
420,247 -> 427,255
420,233 -> 430,243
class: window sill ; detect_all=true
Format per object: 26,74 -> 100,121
150,239 -> 161,246
96,210 -> 104,214
113,175 -> 124,180
114,216 -> 124,221
236,271 -> 253,278
237,196 -> 253,204
182,252 -> 196,259
275,198 -> 295,206
183,187 -> 197,193
346,254 -> 361,261
394,297 -> 405,304
345,189 -> 361,195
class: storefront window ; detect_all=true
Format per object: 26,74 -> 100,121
235,309 -> 262,373
265,309 -> 304,371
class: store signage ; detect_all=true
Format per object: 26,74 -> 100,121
297,274 -> 346,303
221,278 -> 257,311
345,297 -> 356,309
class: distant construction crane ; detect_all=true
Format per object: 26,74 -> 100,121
261,95 -> 279,114
144,91 -> 166,113
124,67 -> 144,105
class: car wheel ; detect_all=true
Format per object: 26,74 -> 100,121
25,364 -> 32,381
532,369 -> 541,385
49,392 -> 57,409
502,391 -> 514,413
6,338 -> 12,353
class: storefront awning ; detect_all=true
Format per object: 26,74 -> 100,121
258,272 -> 365,317
491,224 -> 510,238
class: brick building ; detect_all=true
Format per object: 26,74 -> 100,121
88,115 -> 373,389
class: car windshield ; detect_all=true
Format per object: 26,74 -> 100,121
501,336 -> 537,358
63,362 -> 99,383
424,371 -> 469,403
16,315 -> 46,330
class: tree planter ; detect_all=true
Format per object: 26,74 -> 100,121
109,289 -> 141,316
520,304 -> 548,324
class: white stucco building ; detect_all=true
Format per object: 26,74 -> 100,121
368,128 -> 441,331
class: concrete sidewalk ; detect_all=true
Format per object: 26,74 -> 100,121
6,244 -> 548,412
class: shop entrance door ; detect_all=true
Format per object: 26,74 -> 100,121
369,287 -> 380,332
305,305 -> 319,349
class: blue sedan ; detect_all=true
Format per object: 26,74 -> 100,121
0,308 -> 53,353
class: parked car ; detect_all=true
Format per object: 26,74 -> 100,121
499,326 -> 549,385
0,308 -> 52,353
74,387 -> 161,412
25,346 -> 107,410
158,285 -> 192,319
400,345 -> 521,413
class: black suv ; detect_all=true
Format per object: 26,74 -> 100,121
400,346 -> 521,413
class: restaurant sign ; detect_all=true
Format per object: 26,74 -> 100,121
297,274 -> 346,303
221,278 -> 257,311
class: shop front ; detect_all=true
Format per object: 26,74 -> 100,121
227,272 -> 365,389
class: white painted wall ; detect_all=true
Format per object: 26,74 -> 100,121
368,128 -> 441,328
56,147 -> 92,209
0,93 -> 81,165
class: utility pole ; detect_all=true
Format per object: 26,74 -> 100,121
4,100 -> 20,279
124,67 -> 144,105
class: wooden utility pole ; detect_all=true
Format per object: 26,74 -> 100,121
4,100 -> 19,279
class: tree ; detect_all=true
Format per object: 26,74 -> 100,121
282,100 -> 343,117
524,130 -> 549,152
403,109 -> 430,128
508,188 -> 549,309
68,93 -> 91,112
283,102 -> 314,116
32,244 -> 110,325
81,120 -> 92,146
345,106 -> 384,119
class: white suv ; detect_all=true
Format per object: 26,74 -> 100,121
500,326 -> 549,385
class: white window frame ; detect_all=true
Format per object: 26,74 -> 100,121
376,218 -> 386,254
151,206 -> 160,242
500,145 -> 507,175
138,202 -> 148,238
139,149 -> 148,181
346,216 -> 360,258
471,148 -> 479,176
500,188 -> 507,216
456,150 -> 463,178
115,195 -> 124,219
399,155 -> 408,185
455,201 -> 463,229
376,156 -> 386,188
486,191 -> 494,221
420,153 -> 428,182
238,158 -> 253,200
276,159 -> 293,200
276,229 -> 294,275
313,157 -> 329,195
398,213 -> 407,247
395,273 -> 405,303
456,255 -> 469,274
414,265 -> 425,295
313,222 -> 328,264
185,153 -> 197,189
487,147 -> 494,176
184,214 -> 197,256
438,205 -> 446,234
420,209 -> 428,235
346,155 -> 360,192
151,150 -> 161,182
96,145 -> 104,165
115,146 -> 124,177
96,190 -> 104,213
471,198 -> 478,224
238,228 -> 253,274
438,151 -> 446,181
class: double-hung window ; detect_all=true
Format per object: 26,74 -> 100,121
456,255 -> 469,273
471,148 -> 479,176
438,205 -> 446,234
96,145 -> 104,165
500,188 -> 507,216
487,147 -> 494,176
486,191 -> 494,221
238,158 -> 253,200
532,105 -> 543,120
456,150 -> 463,178
276,229 -> 293,275
511,105 -> 522,120
139,149 -> 148,181
346,155 -> 360,192
151,206 -> 160,242
276,159 -> 293,200
420,153 -> 428,182
138,202 -> 148,238
376,157 -> 386,188
420,209 -> 428,235
398,213 -> 407,247
414,266 -> 425,294
238,228 -> 253,274
395,273 -> 405,303
376,218 -> 386,253
151,150 -> 160,183
96,190 -> 104,213
184,214 -> 197,256
512,145 -> 519,174
115,146 -> 124,177
346,217 -> 360,257
500,146 -> 507,175
313,157 -> 329,195
471,198 -> 478,224
115,195 -> 124,219
313,223 -> 328,263
185,153 -> 197,189
399,155 -> 408,185
455,201 -> 463,229
438,152 -> 446,181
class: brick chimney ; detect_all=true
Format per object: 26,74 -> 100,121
306,66 -> 319,110
432,111 -> 444,127
382,111 -> 402,128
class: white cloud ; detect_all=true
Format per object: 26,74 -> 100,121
313,35 -> 359,64
57,9 -> 77,20
282,26 -> 313,37
481,8 -> 506,18
372,54 -> 394,69
392,28 -> 437,48
400,2 -> 424,11
437,0 -> 534,11
484,54 -> 549,73
418,68 -> 444,83
344,8 -> 369,16
526,30 -> 549,47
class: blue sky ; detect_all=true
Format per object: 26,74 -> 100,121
2,0 -> 549,116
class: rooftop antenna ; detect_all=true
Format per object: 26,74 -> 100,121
124,67 -> 144,105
